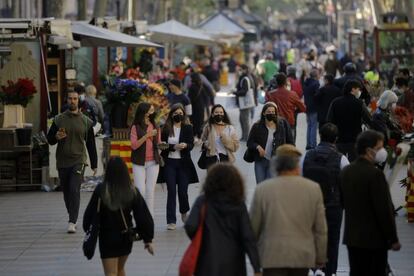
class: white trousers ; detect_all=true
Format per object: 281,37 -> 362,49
132,161 -> 160,217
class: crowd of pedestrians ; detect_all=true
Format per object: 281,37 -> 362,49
46,43 -> 414,276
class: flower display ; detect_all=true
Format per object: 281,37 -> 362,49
104,77 -> 145,108
0,78 -> 37,107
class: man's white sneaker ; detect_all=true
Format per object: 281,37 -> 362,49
314,269 -> 324,276
167,223 -> 176,230
67,222 -> 76,234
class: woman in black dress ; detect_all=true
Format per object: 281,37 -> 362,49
184,163 -> 261,276
83,157 -> 154,276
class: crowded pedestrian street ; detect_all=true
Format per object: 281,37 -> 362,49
0,110 -> 413,276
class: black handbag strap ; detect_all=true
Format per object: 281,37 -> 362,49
97,198 -> 101,213
120,208 -> 128,232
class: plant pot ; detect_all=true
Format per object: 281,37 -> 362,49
111,102 -> 129,128
3,104 -> 25,128
16,127 -> 32,146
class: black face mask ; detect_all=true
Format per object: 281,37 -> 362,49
213,115 -> 224,123
265,114 -> 276,121
149,113 -> 156,121
172,114 -> 183,123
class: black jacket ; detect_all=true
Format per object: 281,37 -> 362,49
315,84 -> 342,124
185,195 -> 261,275
371,109 -> 403,146
340,158 -> 399,249
157,124 -> 199,184
327,94 -> 373,143
303,78 -> 320,113
83,184 -> 154,243
247,118 -> 293,162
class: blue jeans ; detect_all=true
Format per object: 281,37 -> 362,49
254,158 -> 272,184
306,112 -> 318,149
165,158 -> 190,224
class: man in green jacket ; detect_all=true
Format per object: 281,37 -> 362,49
47,90 -> 97,233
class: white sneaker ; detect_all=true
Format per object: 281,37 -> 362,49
308,270 -> 314,276
67,222 -> 76,234
167,223 -> 176,230
181,213 -> 188,223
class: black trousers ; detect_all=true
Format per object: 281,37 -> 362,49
347,246 -> 388,276
324,206 -> 343,276
165,158 -> 190,224
58,164 -> 84,223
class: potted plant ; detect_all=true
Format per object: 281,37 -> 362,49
0,78 -> 37,130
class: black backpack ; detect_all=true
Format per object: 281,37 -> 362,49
303,147 -> 342,206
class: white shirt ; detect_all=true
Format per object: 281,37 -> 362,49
168,126 -> 181,159
264,127 -> 276,160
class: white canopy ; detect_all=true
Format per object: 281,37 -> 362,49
71,21 -> 161,48
149,19 -> 213,45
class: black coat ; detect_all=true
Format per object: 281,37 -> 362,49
185,195 -> 261,276
157,124 -> 199,184
314,84 -> 342,124
372,109 -> 403,146
303,78 -> 320,113
247,118 -> 293,162
340,158 -> 399,249
327,94 -> 373,143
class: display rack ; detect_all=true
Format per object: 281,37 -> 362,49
374,27 -> 414,72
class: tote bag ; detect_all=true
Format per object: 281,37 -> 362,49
239,77 -> 255,110
179,203 -> 207,276
83,198 -> 101,260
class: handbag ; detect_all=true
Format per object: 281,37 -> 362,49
197,148 -> 208,169
243,147 -> 255,163
179,203 -> 207,276
83,198 -> 101,260
120,208 -> 141,242
238,77 -> 256,110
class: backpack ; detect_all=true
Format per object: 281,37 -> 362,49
303,147 -> 342,206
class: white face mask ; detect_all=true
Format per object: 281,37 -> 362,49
354,90 -> 361,99
79,94 -> 85,101
391,102 -> 397,111
374,148 -> 388,163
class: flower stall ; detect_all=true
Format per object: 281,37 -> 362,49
103,68 -> 170,176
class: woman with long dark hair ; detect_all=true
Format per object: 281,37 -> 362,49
158,104 -> 199,230
200,104 -> 239,169
83,157 -> 154,276
247,102 -> 293,184
130,102 -> 161,216
184,163 -> 261,276
188,72 -> 208,140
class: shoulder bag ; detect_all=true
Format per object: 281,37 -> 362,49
83,198 -> 101,260
120,208 -> 141,242
179,203 -> 207,276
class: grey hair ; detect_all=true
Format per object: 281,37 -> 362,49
271,154 -> 300,175
378,90 -> 398,109
310,69 -> 319,79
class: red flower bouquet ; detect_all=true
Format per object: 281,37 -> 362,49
0,78 -> 37,107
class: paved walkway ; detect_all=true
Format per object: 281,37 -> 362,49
0,108 -> 413,276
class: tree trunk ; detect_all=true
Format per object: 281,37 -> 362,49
78,0 -> 87,20
93,0 -> 108,18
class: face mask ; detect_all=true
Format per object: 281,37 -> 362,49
79,94 -> 85,101
374,148 -> 388,163
391,102 -> 397,111
354,90 -> 361,99
172,114 -> 183,123
149,112 -> 156,120
213,115 -> 224,123
265,114 -> 276,121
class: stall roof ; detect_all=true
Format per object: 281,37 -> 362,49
149,19 -> 213,45
198,12 -> 251,37
71,21 -> 162,48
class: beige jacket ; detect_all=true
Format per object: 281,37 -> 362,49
201,124 -> 239,163
250,175 -> 327,269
